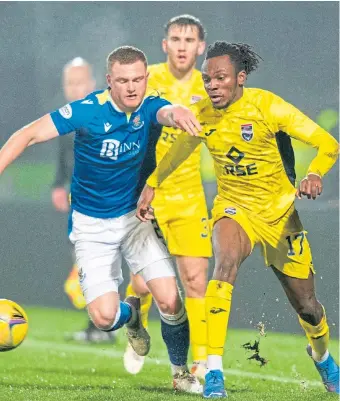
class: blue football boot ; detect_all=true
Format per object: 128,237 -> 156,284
307,345 -> 339,393
203,370 -> 227,398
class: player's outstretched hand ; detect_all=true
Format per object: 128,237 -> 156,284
52,187 -> 70,212
168,105 -> 202,137
136,184 -> 155,222
296,173 -> 323,200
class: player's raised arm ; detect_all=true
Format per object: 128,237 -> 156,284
269,93 -> 339,200
136,132 -> 201,221
0,114 -> 59,175
156,104 -> 202,137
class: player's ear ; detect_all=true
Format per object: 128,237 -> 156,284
197,41 -> 206,56
162,38 -> 168,54
106,74 -> 111,87
237,70 -> 247,86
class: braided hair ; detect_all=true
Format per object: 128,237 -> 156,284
205,41 -> 262,75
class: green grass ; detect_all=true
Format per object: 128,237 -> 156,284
0,306 -> 338,401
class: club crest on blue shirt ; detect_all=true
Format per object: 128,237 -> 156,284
132,114 -> 144,130
241,123 -> 254,142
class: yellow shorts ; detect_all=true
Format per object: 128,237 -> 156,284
212,201 -> 314,279
152,194 -> 212,258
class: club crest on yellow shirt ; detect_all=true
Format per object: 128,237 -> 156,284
190,95 -> 202,104
241,123 -> 254,142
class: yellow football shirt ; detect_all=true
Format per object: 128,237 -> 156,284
147,88 -> 339,223
147,63 -> 207,198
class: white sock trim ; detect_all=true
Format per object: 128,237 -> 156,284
312,349 -> 329,363
207,355 -> 223,372
159,304 -> 187,326
171,363 -> 188,376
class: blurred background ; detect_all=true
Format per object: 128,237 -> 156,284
0,2 -> 338,335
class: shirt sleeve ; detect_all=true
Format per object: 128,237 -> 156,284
147,132 -> 201,187
268,93 -> 339,177
50,99 -> 95,136
145,96 -> 171,124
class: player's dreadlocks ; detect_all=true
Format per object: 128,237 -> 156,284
206,41 -> 262,75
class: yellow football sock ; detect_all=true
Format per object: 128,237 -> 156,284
125,282 -> 153,329
205,280 -> 233,356
185,297 -> 207,362
299,306 -> 329,359
64,264 -> 86,309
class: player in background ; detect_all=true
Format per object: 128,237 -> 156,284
0,46 -> 203,393
124,15 -> 212,379
51,57 -> 115,343
137,42 -> 340,397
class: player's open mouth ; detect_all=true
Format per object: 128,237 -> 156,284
126,95 -> 137,100
177,55 -> 187,62
210,95 -> 223,103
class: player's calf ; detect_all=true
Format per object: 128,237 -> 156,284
160,305 -> 202,394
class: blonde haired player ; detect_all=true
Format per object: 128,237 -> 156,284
124,15 -> 211,378
137,41 -> 339,398
51,58 -> 114,342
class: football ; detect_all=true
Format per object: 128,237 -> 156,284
0,299 -> 28,352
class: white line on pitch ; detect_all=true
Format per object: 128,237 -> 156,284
22,339 -> 322,388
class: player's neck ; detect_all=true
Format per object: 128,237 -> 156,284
167,62 -> 195,82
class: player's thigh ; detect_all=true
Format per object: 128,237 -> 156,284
262,208 -> 314,280
69,210 -> 124,305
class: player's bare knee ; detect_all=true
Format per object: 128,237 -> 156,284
88,307 -> 118,330
296,299 -> 323,325
132,284 -> 150,297
214,256 -> 240,283
131,274 -> 150,297
182,273 -> 206,298
177,257 -> 208,298
156,292 -> 182,315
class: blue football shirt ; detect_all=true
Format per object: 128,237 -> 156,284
50,89 -> 170,218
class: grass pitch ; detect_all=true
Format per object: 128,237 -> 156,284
0,306 -> 338,401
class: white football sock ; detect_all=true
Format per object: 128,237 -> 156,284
207,355 -> 223,372
313,349 -> 329,363
171,364 -> 188,376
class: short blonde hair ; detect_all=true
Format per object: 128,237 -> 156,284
106,46 -> 147,73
